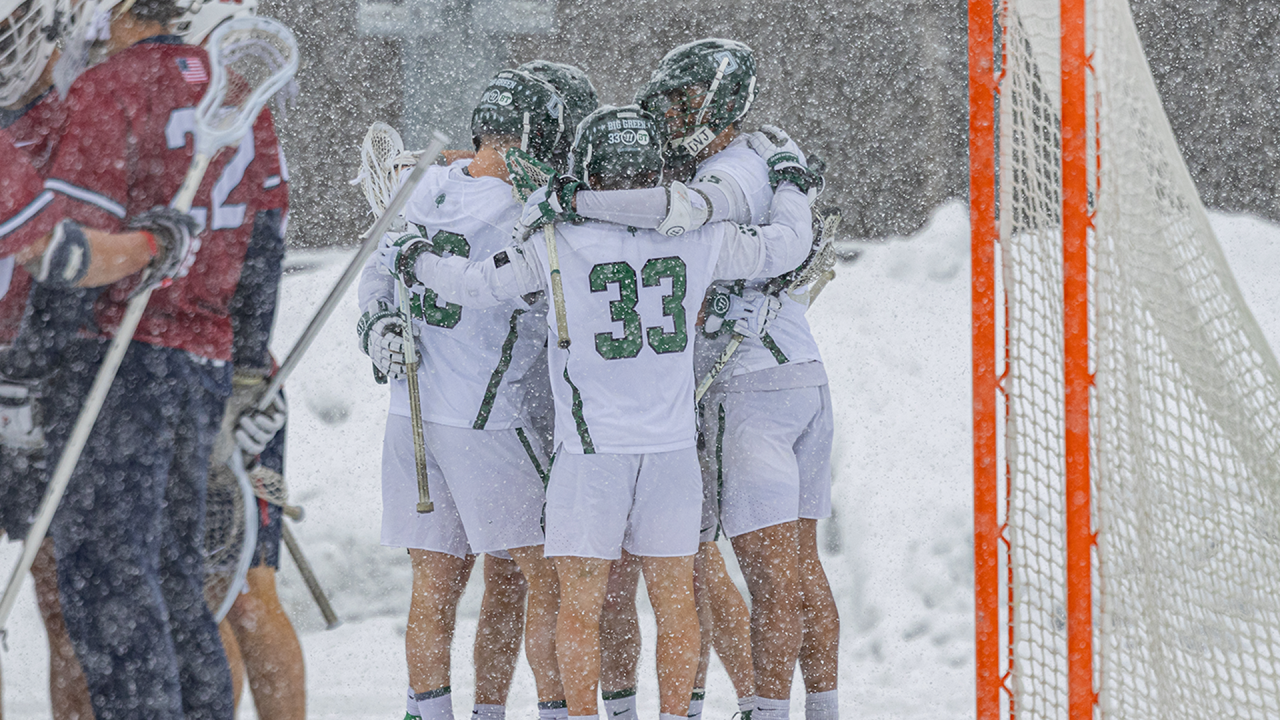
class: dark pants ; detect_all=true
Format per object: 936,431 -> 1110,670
47,338 -> 234,720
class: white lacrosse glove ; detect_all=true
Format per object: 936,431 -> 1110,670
357,300 -> 415,381
724,290 -> 782,339
235,392 -> 287,458
745,125 -> 824,197
515,175 -> 584,240
0,377 -> 45,452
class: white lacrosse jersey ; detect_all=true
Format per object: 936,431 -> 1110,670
696,138 -> 824,379
386,161 -> 547,430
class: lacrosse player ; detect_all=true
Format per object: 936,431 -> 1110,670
357,68 -> 567,720
7,0 -> 297,716
390,104 -> 812,720
517,39 -> 839,720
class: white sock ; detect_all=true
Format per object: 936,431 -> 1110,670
602,688 -> 636,720
415,687 -> 454,720
660,713 -> 686,720
473,704 -> 506,720
737,696 -> 757,716
688,688 -> 706,720
753,696 -> 790,720
569,714 -> 600,720
539,700 -> 570,720
407,687 -> 421,718
804,690 -> 837,720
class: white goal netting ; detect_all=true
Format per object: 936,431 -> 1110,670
997,0 -> 1280,716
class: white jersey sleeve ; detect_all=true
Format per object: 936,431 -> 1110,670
357,231 -> 401,313
711,183 -> 813,281
409,240 -> 546,309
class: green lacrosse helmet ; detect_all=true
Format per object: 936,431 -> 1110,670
471,68 -> 567,164
635,38 -> 757,160
569,105 -> 664,190
519,60 -> 600,171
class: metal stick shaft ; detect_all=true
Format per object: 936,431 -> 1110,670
281,523 -> 340,629
398,280 -> 433,514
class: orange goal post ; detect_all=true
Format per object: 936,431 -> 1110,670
970,0 -> 1280,718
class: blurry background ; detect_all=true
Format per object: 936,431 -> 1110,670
259,0 -> 1280,247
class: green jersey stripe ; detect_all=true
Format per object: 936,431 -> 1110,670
473,309 -> 527,429
761,331 -> 789,364
515,427 -> 549,486
563,365 -> 595,454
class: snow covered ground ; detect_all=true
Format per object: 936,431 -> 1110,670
5,204 -> 1280,718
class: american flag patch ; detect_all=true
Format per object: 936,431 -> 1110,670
176,57 -> 209,84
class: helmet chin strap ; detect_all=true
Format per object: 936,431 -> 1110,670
681,55 -> 731,157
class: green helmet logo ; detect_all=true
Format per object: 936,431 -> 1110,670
635,38 -> 757,161
471,69 -> 567,163
570,105 -> 665,190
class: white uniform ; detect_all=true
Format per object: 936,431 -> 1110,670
360,161 -> 548,557
406,183 -> 812,558
693,139 -> 834,539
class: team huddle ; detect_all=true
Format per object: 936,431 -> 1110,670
357,38 -> 839,720
0,0 -> 839,716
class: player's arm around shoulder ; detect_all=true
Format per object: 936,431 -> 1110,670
391,233 -> 546,310
710,182 -> 813,282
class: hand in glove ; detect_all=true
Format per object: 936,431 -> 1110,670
0,376 -> 45,452
235,392 -> 287,458
702,287 -> 782,339
129,207 -> 201,292
745,125 -> 824,197
357,300 -> 416,381
515,174 -> 584,240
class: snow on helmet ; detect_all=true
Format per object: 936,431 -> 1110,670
0,0 -> 68,107
470,68 -> 566,165
518,59 -> 599,171
171,0 -> 257,45
635,38 -> 756,160
569,105 -> 664,190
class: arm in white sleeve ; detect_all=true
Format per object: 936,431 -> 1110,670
410,242 -> 547,309
573,173 -> 749,232
712,183 -> 813,281
357,231 -> 400,313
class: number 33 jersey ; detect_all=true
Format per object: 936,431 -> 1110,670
394,161 -> 547,430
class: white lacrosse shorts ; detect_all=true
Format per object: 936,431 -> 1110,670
381,414 -> 549,557
544,446 -> 702,560
702,384 -> 834,539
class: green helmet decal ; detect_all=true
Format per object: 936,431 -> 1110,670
635,38 -> 757,160
519,60 -> 601,172
570,105 -> 664,189
471,68 -> 568,164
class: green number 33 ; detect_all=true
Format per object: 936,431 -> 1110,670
589,257 -> 688,360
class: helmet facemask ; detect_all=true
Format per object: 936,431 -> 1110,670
0,0 -> 63,107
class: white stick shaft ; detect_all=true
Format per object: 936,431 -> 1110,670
173,154 -> 212,213
213,447 -> 259,623
0,285 -> 153,631
257,132 -> 449,410
695,335 -> 743,404
544,224 -> 571,349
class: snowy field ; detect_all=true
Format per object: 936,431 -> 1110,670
5,204 -> 1280,718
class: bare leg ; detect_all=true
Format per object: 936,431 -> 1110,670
219,619 -> 246,708
796,520 -> 838,694
508,545 -> 565,704
730,522 -> 802,701
474,554 -> 527,706
32,539 -> 93,720
599,552 -> 641,693
408,549 -> 476,694
554,556 -> 612,717
702,543 -> 755,699
694,545 -> 715,689
641,555 -> 700,717
226,565 -> 307,720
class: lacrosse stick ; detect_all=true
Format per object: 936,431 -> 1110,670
204,447 -> 259,622
0,17 -> 300,633
252,130 -> 450,413
357,122 -> 433,513
505,148 -> 571,349
694,207 -> 842,403
281,522 -> 340,629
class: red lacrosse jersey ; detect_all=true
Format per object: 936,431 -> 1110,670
33,37 -> 275,361
0,90 -> 67,342
0,131 -> 54,259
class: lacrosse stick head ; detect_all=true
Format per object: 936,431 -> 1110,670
504,147 -> 554,203
203,461 -> 252,621
196,15 -> 298,156
356,121 -> 420,217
